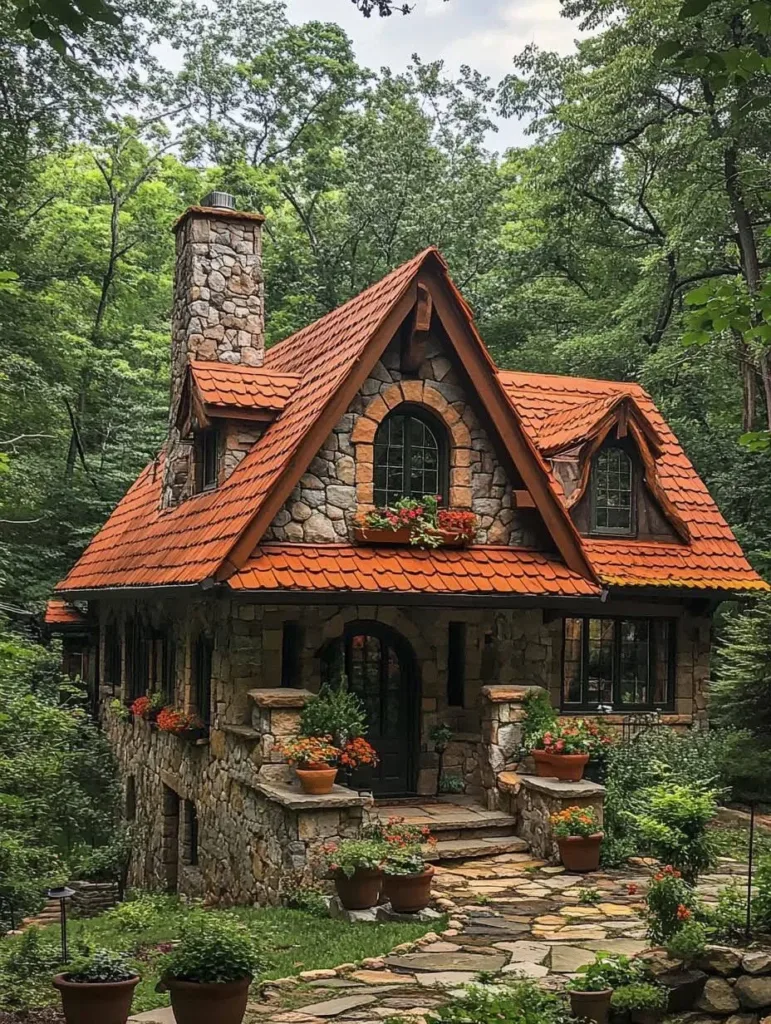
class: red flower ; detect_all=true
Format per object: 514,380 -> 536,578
627,883 -> 639,895
677,904 -> 691,921
131,695 -> 151,718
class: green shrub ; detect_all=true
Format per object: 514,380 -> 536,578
104,893 -> 184,933
160,915 -> 265,984
438,772 -> 464,794
298,683 -> 367,744
280,882 -> 328,917
644,867 -> 699,943
752,853 -> 771,931
571,952 -> 645,991
67,948 -> 137,983
611,982 -> 667,1013
429,977 -> 567,1024
521,690 -> 557,751
665,920 -> 708,962
0,927 -> 62,1009
632,784 -> 717,882
709,882 -> 747,943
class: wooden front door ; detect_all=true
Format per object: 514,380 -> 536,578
342,622 -> 419,796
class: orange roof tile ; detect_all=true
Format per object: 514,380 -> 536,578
44,599 -> 89,626
231,544 -> 600,597
500,370 -> 768,593
189,362 -> 299,413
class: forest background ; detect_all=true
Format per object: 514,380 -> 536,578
1,0 -> 770,606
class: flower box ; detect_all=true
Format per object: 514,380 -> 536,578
353,526 -> 469,548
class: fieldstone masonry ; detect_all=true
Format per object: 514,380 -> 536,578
163,204 -> 265,507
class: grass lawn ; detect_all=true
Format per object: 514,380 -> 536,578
0,895 -> 444,1015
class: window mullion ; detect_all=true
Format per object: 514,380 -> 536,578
404,416 -> 413,498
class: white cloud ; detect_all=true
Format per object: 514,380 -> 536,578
284,0 -> 589,150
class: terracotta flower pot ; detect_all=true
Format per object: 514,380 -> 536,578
383,866 -> 435,913
164,976 -> 252,1024
295,765 -> 337,795
557,833 -> 603,872
335,868 -> 382,910
533,749 -> 589,781
53,973 -> 139,1024
570,988 -> 613,1024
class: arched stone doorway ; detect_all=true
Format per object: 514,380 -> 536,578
322,620 -> 420,796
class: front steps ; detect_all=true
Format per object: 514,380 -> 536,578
374,797 -> 529,862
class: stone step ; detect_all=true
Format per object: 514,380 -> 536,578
425,835 -> 530,861
424,813 -> 518,837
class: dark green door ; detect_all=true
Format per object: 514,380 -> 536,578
342,622 -> 419,796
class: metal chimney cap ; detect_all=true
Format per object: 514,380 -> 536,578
200,191 -> 235,210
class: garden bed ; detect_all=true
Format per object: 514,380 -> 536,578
0,895 -> 441,1017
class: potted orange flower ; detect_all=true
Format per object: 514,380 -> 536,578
277,735 -> 341,794
551,805 -> 603,872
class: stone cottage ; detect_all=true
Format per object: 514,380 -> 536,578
51,193 -> 767,904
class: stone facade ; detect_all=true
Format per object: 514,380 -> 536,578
163,206 -> 265,507
265,334 -> 547,547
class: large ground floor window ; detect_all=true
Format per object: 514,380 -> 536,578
562,616 -> 676,711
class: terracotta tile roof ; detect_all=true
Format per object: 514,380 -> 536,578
190,361 -> 299,413
44,598 -> 89,626
500,370 -> 768,593
231,544 -> 600,597
57,250 -> 431,591
537,395 -> 624,454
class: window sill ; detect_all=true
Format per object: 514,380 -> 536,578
353,526 -> 471,548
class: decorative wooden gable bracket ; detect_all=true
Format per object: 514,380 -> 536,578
401,282 -> 433,373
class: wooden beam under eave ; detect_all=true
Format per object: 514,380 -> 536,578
401,282 -> 433,373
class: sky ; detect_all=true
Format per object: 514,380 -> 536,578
283,0 -> 589,151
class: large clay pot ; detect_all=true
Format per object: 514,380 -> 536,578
533,749 -> 589,781
569,988 -> 613,1024
164,976 -> 252,1024
383,866 -> 435,913
53,974 -> 139,1024
557,833 -> 603,872
295,765 -> 337,795
334,868 -> 382,910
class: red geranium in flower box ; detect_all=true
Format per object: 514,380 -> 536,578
354,495 -> 476,548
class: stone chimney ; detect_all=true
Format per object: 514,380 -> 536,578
163,193 -> 265,506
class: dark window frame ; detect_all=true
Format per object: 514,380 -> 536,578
561,615 -> 676,712
447,622 -> 466,707
373,403 -> 449,507
281,620 -> 302,688
193,633 -> 213,728
591,445 -> 636,536
195,427 -> 219,492
104,622 -> 122,696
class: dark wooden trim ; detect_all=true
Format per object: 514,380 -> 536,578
424,269 -> 598,583
215,281 -> 419,580
204,405 -> 276,423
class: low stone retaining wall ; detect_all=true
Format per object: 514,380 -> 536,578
68,880 -> 120,917
642,944 -> 771,1020
497,772 -> 605,861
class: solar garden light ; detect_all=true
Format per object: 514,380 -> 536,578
47,886 -> 76,963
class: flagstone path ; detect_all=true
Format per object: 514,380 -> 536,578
130,853 -> 748,1024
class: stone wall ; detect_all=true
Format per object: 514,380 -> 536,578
508,776 -> 606,861
67,881 -> 120,918
265,332 -> 547,547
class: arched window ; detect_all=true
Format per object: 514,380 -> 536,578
592,447 -> 634,534
373,406 -> 448,507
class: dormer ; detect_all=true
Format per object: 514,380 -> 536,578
541,394 -> 690,543
176,362 -> 300,490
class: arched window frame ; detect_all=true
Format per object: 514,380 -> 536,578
591,444 -> 635,536
373,403 -> 450,507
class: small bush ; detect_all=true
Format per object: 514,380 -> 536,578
67,948 -> 137,983
571,952 -> 645,991
429,977 -> 567,1024
161,915 -> 265,984
665,920 -> 708,963
632,784 -> 717,882
709,882 -> 747,943
104,893 -> 183,933
644,866 -> 699,943
752,853 -> 771,932
521,690 -> 557,751
611,982 -> 667,1013
299,683 -> 367,745
438,772 -> 464,794
0,927 -> 62,1009
280,882 -> 328,917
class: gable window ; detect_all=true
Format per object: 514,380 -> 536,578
592,447 -> 634,534
562,616 -> 675,711
374,406 -> 448,506
195,428 -> 219,492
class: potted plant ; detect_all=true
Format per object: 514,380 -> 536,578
159,915 -> 263,1024
569,953 -> 644,1024
353,495 -> 476,549
338,736 -> 379,783
130,692 -> 167,722
551,805 -> 604,872
156,706 -> 206,740
277,735 -> 341,794
611,983 -> 668,1024
53,948 -> 140,1024
382,845 -> 435,913
323,838 -> 387,909
531,720 -> 595,780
